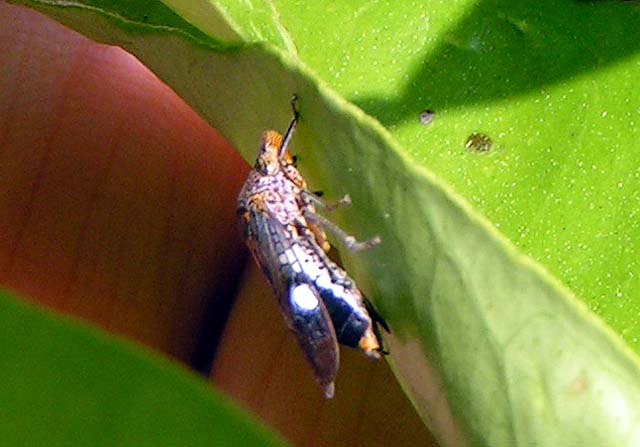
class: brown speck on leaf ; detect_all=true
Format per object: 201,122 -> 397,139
465,132 -> 493,153
569,374 -> 588,393
419,110 -> 435,125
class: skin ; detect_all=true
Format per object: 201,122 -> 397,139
0,2 -> 437,446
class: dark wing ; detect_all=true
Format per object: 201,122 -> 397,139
285,282 -> 339,398
239,203 -> 339,398
293,235 -> 385,356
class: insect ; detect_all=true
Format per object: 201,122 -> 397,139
236,96 -> 388,398
465,132 -> 493,153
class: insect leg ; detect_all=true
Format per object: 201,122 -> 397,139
301,190 -> 352,212
302,209 -> 381,252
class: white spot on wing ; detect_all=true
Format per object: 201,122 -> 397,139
289,243 -> 364,313
291,284 -> 319,311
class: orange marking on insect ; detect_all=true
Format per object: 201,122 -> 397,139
249,194 -> 268,212
308,221 -> 331,252
358,333 -> 382,357
262,130 -> 283,150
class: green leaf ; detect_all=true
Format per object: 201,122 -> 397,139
273,0 -> 640,351
8,0 -> 640,446
161,0 -> 297,52
0,289 -> 284,446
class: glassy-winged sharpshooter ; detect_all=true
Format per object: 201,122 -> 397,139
236,96 -> 388,398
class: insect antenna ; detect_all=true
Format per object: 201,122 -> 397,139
279,94 -> 300,159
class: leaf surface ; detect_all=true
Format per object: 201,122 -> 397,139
0,289 -> 284,446
8,1 -> 640,446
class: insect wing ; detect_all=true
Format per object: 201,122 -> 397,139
240,205 -> 339,397
318,286 -> 371,348
313,275 -> 382,358
286,282 -> 339,398
293,237 -> 384,357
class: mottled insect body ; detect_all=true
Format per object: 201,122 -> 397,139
237,98 -> 387,398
